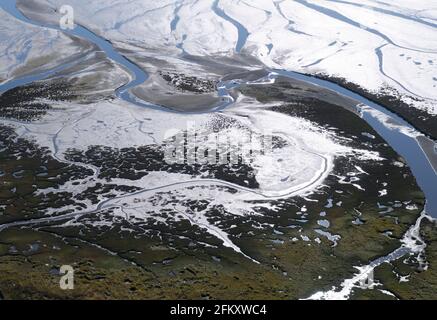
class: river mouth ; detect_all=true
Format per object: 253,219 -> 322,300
0,0 -> 436,300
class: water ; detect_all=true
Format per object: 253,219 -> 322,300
0,0 -> 436,217
211,0 -> 249,53
275,70 -> 437,217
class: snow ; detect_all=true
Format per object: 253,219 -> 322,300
0,9 -> 88,85
1,91 -> 383,257
1,0 -> 433,262
307,211 -> 434,300
22,0 -> 437,114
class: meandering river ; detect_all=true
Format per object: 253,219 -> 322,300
0,0 -> 436,218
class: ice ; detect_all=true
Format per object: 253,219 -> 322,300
23,0 -> 437,115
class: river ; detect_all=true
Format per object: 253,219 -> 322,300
0,0 -> 436,218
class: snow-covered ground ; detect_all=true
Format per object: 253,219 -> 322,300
20,0 -> 437,115
0,1 -> 434,298
0,8 -> 93,85
1,91 -> 382,257
0,0 -> 430,269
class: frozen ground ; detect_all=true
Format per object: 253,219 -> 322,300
18,0 -> 437,115
1,91 -> 382,257
0,0 -> 435,300
0,8 -> 94,85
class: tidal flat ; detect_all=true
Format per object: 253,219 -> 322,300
1,0 -> 437,301
0,76 -> 433,299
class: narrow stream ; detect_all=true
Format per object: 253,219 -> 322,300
211,0 -> 249,53
0,0 -> 436,218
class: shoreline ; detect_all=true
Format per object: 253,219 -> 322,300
313,73 -> 437,141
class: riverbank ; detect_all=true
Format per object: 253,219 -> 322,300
1,0 -> 436,300
314,73 -> 437,141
